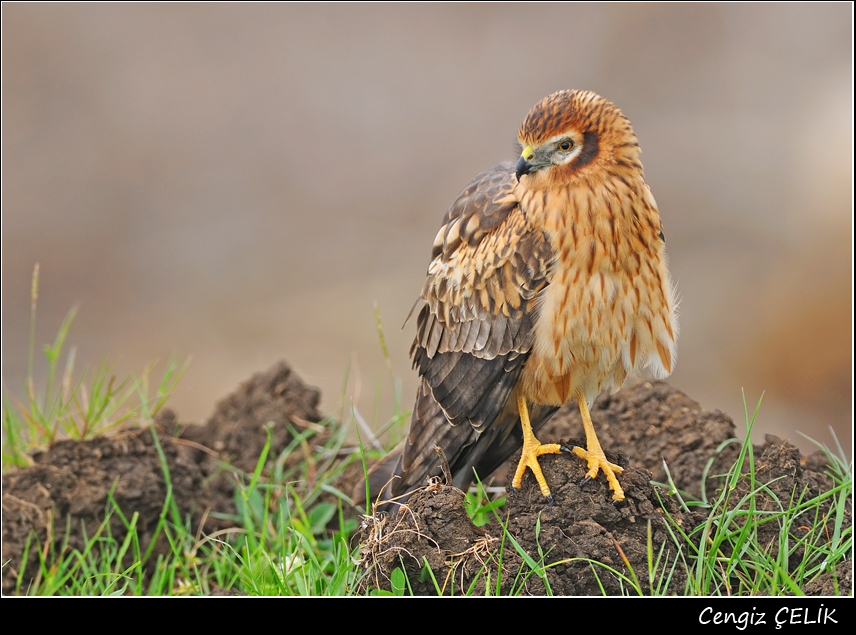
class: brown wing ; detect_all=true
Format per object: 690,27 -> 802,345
363,163 -> 559,506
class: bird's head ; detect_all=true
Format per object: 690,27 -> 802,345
515,90 -> 641,190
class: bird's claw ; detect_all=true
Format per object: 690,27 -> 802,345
571,445 -> 626,501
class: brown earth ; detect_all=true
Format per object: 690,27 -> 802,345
2,361 -> 850,595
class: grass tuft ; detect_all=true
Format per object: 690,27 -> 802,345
3,265 -> 185,470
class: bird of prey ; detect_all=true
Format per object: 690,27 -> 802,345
361,89 -> 677,508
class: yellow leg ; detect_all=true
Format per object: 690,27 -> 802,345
570,393 -> 625,501
511,394 -> 562,501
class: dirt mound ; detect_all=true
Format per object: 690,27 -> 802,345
2,425 -> 209,594
2,361 -> 323,593
175,360 -> 324,523
355,383 -> 848,596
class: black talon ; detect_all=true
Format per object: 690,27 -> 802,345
579,475 -> 593,488
546,494 -> 554,505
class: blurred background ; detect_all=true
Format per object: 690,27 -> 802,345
2,4 -> 851,456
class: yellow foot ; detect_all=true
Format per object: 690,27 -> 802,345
511,440 -> 563,501
513,394 -> 563,502
570,445 -> 625,501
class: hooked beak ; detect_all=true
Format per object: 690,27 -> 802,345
515,145 -> 535,182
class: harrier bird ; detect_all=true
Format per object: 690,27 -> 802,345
361,90 -> 677,507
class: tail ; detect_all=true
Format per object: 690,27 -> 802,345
353,381 -> 559,512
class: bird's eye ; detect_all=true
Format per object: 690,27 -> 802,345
558,139 -> 575,152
